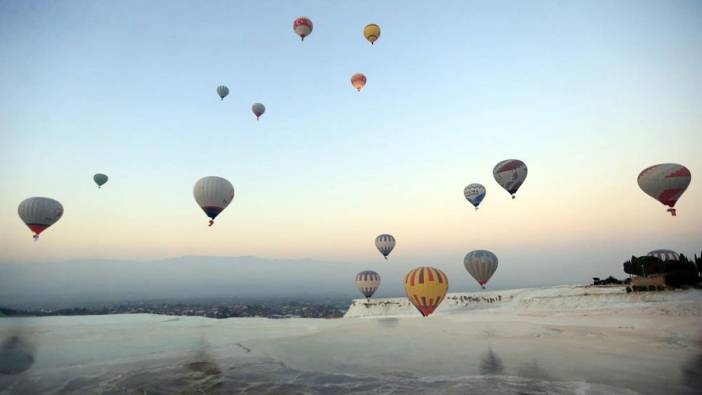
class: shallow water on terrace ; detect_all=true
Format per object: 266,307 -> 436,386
0,314 -> 699,394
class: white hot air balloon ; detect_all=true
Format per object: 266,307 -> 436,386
355,270 -> 381,299
464,250 -> 498,289
252,103 -> 266,120
193,176 -> 235,226
216,85 -> 229,100
493,159 -> 527,199
375,234 -> 396,260
637,163 -> 691,216
464,183 -> 486,210
18,197 -> 64,240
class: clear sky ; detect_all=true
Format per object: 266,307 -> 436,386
1,1 -> 701,284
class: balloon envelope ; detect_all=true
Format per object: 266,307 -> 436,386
637,163 -> 690,216
252,103 -> 266,120
356,270 -> 381,298
493,159 -> 527,198
464,183 -> 486,209
404,267 -> 448,317
464,250 -> 498,288
351,73 -> 367,91
216,85 -> 229,100
647,249 -> 680,262
93,173 -> 108,188
375,234 -> 395,260
193,176 -> 235,226
18,197 -> 64,239
363,23 -> 381,44
293,17 -> 313,41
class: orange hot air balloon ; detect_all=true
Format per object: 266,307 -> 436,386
351,73 -> 367,91
293,17 -> 313,41
404,267 -> 449,317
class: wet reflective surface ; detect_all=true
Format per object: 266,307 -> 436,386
1,313 -> 699,394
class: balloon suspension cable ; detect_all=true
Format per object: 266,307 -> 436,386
33,234 -> 39,242
667,208 -> 677,216
208,219 -> 214,227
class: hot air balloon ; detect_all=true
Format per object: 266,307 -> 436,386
351,73 -> 367,91
375,234 -> 395,260
404,267 -> 448,317
18,197 -> 63,240
647,249 -> 680,262
293,17 -> 313,41
356,270 -> 381,299
464,250 -> 498,289
363,23 -> 381,45
193,176 -> 235,226
252,103 -> 265,120
637,163 -> 691,216
464,183 -> 486,210
93,173 -> 108,188
493,159 -> 527,199
216,85 -> 229,100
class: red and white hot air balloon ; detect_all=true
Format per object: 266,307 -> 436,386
293,17 -> 313,41
18,197 -> 64,240
351,73 -> 367,91
637,163 -> 691,216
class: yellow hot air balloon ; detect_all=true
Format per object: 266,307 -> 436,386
404,267 -> 448,317
363,23 -> 381,45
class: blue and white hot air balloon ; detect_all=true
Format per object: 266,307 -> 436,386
464,183 -> 486,210
375,234 -> 395,260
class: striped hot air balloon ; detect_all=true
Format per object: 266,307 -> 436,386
493,159 -> 527,199
404,267 -> 449,317
464,250 -> 498,289
375,234 -> 395,260
464,183 -> 486,210
293,17 -> 313,41
647,249 -> 680,262
18,197 -> 64,240
355,270 -> 381,299
216,85 -> 229,100
193,176 -> 235,226
637,163 -> 691,216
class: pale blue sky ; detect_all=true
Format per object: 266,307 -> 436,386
1,1 -> 701,285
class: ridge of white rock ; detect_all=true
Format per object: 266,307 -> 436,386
343,285 -> 702,318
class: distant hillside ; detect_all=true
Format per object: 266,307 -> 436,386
0,256 -> 401,309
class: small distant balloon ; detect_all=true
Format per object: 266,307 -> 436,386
193,176 -> 235,226
464,183 -> 486,210
252,103 -> 266,120
363,23 -> 381,45
464,250 -> 498,289
217,85 -> 229,100
356,270 -> 381,299
375,234 -> 395,260
351,73 -> 367,91
637,163 -> 691,216
493,159 -> 527,199
93,173 -> 108,188
293,17 -> 313,41
404,266 -> 448,317
18,197 -> 64,240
